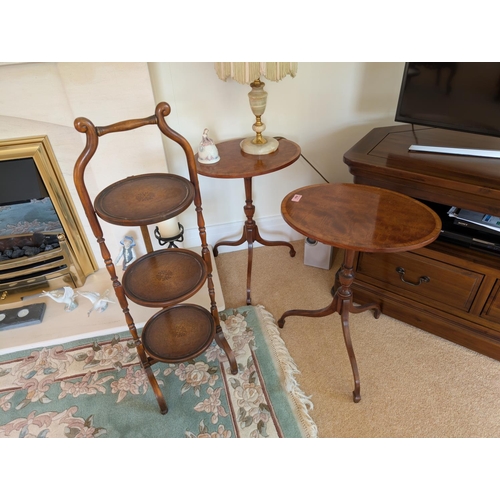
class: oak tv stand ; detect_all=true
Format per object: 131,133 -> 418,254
344,124 -> 500,361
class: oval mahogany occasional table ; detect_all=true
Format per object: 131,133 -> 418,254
196,138 -> 301,305
278,183 -> 442,403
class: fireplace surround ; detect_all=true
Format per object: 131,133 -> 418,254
0,136 -> 97,303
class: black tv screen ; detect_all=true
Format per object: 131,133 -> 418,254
395,62 -> 500,138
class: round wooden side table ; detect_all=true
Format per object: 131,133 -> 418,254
196,138 -> 301,305
277,183 -> 442,403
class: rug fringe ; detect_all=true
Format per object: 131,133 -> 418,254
255,305 -> 318,438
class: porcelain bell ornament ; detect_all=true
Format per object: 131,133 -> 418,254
197,129 -> 220,164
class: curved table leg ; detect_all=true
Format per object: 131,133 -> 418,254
213,231 -> 247,257
350,301 -> 381,318
254,224 -> 296,257
278,293 -> 362,403
278,249 -> 378,403
138,348 -> 168,414
340,299 -> 361,403
124,313 -> 168,414
278,300 -> 337,328
246,240 -> 254,305
144,363 -> 168,414
213,177 -> 295,305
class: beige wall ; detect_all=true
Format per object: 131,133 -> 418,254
0,62 -> 165,261
0,62 -> 405,264
148,62 -> 404,246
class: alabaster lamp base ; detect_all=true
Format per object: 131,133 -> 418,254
240,136 -> 279,155
239,78 -> 279,155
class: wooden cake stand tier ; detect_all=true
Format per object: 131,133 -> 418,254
94,173 -> 195,226
122,249 -> 208,308
142,304 -> 215,364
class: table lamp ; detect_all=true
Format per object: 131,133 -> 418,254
215,62 -> 298,155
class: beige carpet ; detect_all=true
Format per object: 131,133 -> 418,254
216,240 -> 500,438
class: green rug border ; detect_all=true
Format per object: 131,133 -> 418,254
242,305 -> 317,438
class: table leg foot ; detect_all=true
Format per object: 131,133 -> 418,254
254,226 -> 296,257
278,300 -> 337,329
353,390 -> 361,403
350,301 -> 381,319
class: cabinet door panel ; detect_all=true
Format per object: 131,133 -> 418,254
482,281 -> 500,322
356,251 -> 483,312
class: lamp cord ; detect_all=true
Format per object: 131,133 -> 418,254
274,136 -> 329,183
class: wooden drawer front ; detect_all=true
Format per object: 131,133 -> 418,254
356,251 -> 483,312
482,281 -> 500,322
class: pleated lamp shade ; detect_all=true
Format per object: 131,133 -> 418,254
214,62 -> 298,155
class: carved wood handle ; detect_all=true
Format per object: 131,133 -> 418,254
396,267 -> 430,286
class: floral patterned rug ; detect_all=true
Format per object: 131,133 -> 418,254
0,305 -> 317,438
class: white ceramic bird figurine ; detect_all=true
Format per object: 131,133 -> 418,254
77,289 -> 114,316
40,286 -> 78,312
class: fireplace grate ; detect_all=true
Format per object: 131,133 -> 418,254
0,254 -> 66,278
0,234 -> 78,303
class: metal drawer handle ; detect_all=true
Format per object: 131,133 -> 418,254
396,267 -> 430,286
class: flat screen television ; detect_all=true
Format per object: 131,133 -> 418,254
395,62 -> 500,157
395,62 -> 500,138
